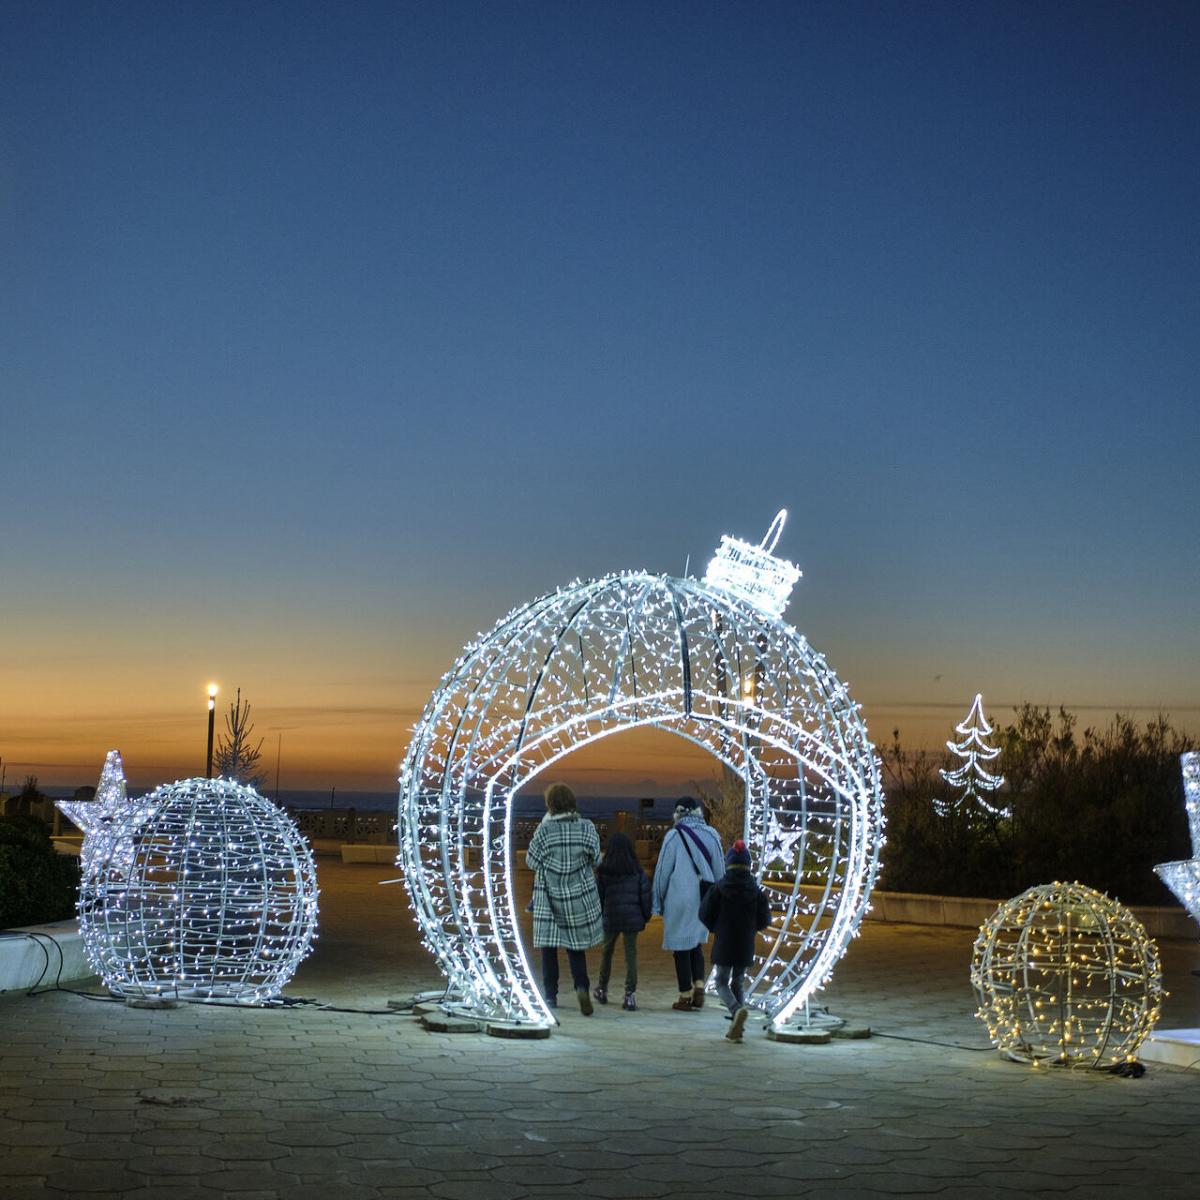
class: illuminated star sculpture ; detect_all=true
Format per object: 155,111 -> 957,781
56,750 -> 138,877
1154,752 -> 1200,929
763,810 -> 804,870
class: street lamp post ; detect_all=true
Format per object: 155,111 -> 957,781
206,684 -> 218,778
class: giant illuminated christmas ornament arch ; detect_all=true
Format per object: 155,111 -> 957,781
398,512 -> 885,1029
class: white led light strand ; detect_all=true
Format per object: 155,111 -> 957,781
1154,752 -> 1200,928
72,776 -> 319,1004
936,692 -> 1009,818
398,515 -> 884,1029
971,881 -> 1163,1068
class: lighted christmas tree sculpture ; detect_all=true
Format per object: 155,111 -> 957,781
936,693 -> 1009,818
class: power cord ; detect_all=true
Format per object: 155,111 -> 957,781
0,928 -> 70,994
873,1029 -> 1151,1076
872,1030 -> 995,1053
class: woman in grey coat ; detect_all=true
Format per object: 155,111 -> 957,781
651,797 -> 724,1011
525,782 -> 603,1014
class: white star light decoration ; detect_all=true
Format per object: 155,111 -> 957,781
55,750 -> 153,879
763,811 -> 803,870
398,511 -> 885,1031
1154,752 -> 1200,928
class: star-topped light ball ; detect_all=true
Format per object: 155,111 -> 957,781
73,775 -> 319,1004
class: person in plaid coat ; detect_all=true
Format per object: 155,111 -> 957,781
526,782 -> 603,1014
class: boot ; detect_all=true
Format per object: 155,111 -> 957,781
576,987 -> 594,1016
671,993 -> 694,1011
622,992 -> 637,1012
593,986 -> 608,1005
692,985 -> 706,1009
726,1006 -> 749,1042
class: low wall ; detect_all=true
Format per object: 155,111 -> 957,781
340,845 -> 397,864
0,920 -> 91,994
863,888 -> 1198,940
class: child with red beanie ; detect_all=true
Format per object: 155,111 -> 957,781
698,838 -> 772,1042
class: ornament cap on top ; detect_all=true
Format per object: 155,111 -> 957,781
703,509 -> 802,618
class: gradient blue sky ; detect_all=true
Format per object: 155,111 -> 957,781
2,1 -> 1197,791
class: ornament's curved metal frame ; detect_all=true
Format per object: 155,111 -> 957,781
398,571 -> 884,1028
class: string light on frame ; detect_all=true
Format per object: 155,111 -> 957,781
74,776 -> 319,1004
970,881 -> 1163,1068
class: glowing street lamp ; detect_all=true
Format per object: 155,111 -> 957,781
205,683 -> 218,778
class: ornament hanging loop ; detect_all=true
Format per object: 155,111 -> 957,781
760,509 -> 788,555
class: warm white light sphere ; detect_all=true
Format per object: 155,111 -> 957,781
79,777 -> 319,1003
971,881 -> 1163,1068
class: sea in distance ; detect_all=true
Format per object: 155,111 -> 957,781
275,790 -> 681,820
90,787 -> 681,820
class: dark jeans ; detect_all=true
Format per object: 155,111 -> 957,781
713,962 -> 746,1015
673,944 -> 705,992
541,946 -> 589,1000
597,931 -> 639,993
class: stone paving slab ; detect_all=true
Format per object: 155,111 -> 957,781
1,861 -> 1199,1198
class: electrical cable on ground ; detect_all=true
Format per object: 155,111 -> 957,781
4,934 -> 1173,1057
872,1030 -> 995,1052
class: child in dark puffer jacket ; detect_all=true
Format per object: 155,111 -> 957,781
699,839 -> 772,1042
593,832 -> 653,1011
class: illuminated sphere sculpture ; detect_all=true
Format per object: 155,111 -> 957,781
78,777 -> 319,1003
399,512 -> 884,1027
971,882 -> 1163,1068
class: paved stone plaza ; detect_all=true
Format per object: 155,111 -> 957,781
2,859 -> 1199,1199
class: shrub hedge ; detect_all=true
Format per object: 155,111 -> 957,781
0,815 -> 81,929
881,706 -> 1193,907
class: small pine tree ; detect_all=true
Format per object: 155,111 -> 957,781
936,693 -> 1009,819
214,688 -> 267,790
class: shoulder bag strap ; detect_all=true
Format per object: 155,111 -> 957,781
673,828 -> 703,879
678,823 -> 714,874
